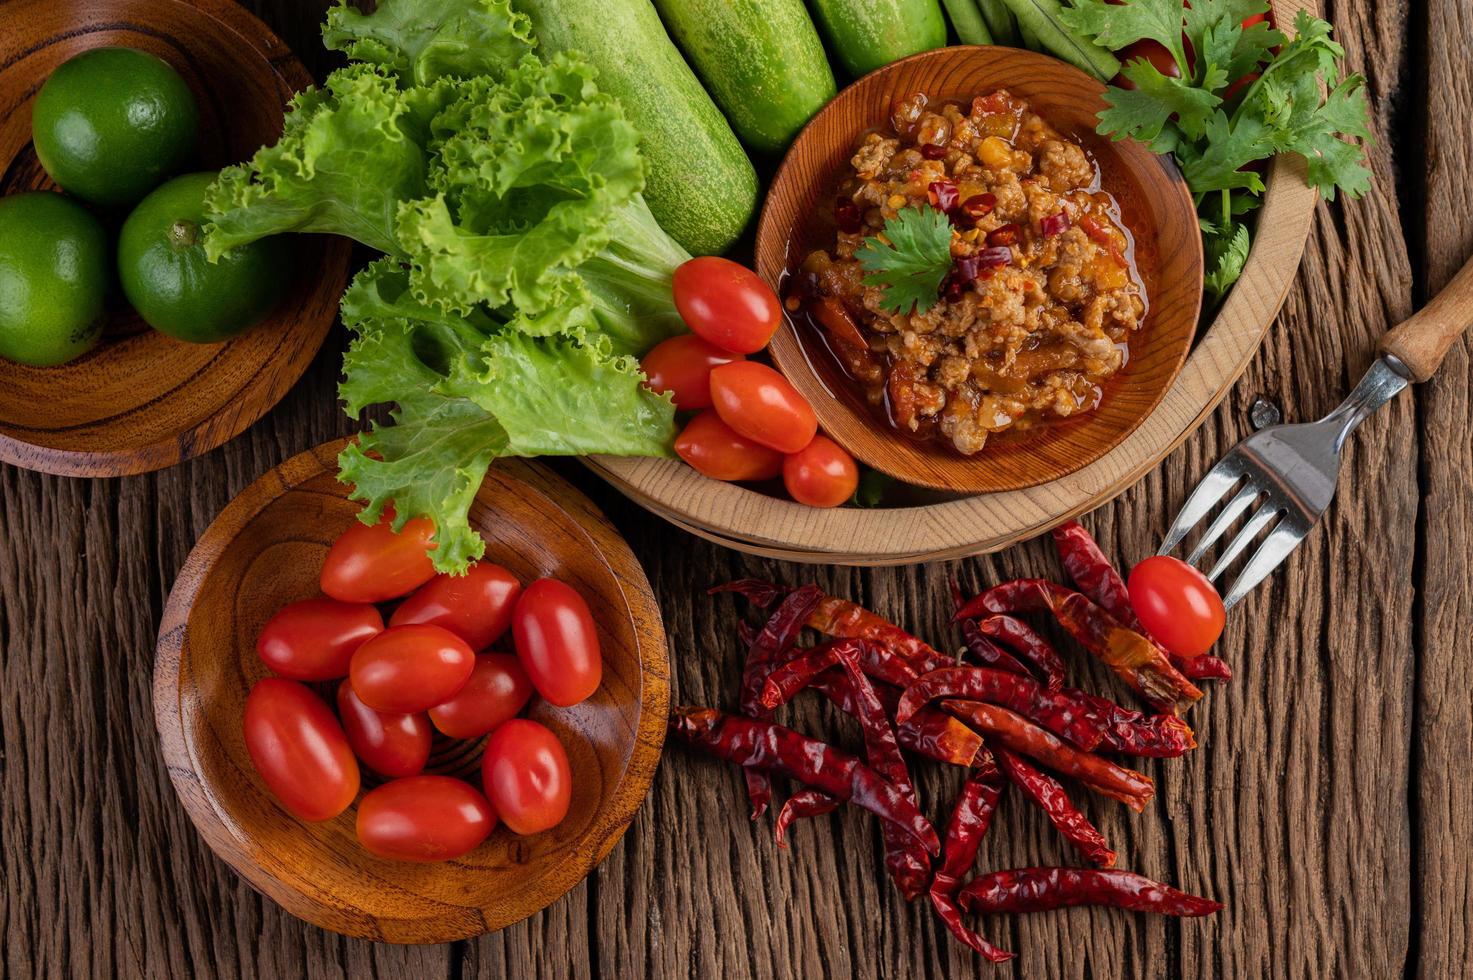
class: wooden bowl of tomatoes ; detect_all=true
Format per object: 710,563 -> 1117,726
154,439 -> 668,943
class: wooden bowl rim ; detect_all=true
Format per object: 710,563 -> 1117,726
154,439 -> 670,942
759,44 -> 1203,494
0,0 -> 352,478
585,0 -> 1320,564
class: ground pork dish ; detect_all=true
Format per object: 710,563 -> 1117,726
789,89 -> 1148,456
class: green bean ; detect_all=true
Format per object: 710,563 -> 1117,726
997,0 -> 1120,80
942,0 -> 993,43
974,0 -> 1020,46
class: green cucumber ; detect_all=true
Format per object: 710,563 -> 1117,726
941,0 -> 993,44
806,0 -> 948,77
976,0 -> 1020,46
652,0 -> 836,155
997,0 -> 1120,80
517,0 -> 758,255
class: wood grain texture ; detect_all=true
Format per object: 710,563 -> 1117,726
759,45 -> 1202,494
0,0 -> 1468,977
154,440 -> 668,943
0,0 -> 351,477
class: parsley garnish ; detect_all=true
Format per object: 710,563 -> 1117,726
1060,1 -> 1371,302
854,206 -> 954,315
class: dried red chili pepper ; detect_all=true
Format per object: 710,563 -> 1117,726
995,747 -> 1115,867
956,579 -> 1202,713
709,578 -> 790,611
668,706 -> 940,854
940,700 -> 1154,811
807,595 -> 950,672
929,756 -> 1013,962
832,644 -> 932,900
759,640 -> 918,710
1065,686 -> 1197,757
774,789 -> 840,848
896,665 -> 1107,750
1050,522 -> 1232,682
958,867 -> 1223,917
951,577 -> 1030,676
977,615 -> 1066,691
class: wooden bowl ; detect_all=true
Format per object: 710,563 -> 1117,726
760,46 -> 1203,493
154,440 -> 669,943
0,0 -> 351,477
589,0 -> 1318,563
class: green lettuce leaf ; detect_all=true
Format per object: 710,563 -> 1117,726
322,0 -> 535,86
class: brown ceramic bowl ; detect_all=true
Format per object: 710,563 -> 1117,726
758,45 -> 1203,494
154,440 -> 669,942
0,0 -> 351,477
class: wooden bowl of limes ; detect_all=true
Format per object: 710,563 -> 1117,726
0,0 -> 351,477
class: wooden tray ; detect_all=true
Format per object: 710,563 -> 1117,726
155,440 -> 669,942
587,0 -> 1319,565
0,0 -> 351,477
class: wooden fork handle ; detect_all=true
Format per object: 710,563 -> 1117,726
1379,253 -> 1473,381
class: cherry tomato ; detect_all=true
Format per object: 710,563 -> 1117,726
672,256 -> 781,354
429,653 -> 535,739
321,512 -> 437,603
1222,71 -> 1261,103
1127,555 -> 1226,657
511,579 -> 601,707
640,334 -> 744,410
255,597 -> 383,681
708,361 -> 817,454
480,719 -> 572,835
243,678 -> 359,822
349,624 -> 475,713
782,435 -> 859,508
1113,39 -> 1180,90
335,681 -> 432,777
674,410 -> 784,482
355,776 -> 495,862
390,561 -> 522,651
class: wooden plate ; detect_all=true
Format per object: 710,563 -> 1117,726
0,0 -> 352,477
588,0 -> 1320,564
154,440 -> 669,942
762,46 -> 1202,494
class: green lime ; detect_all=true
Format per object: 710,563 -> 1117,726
118,172 -> 292,343
0,192 -> 110,367
32,46 -> 199,208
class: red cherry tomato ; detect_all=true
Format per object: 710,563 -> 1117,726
335,681 -> 432,777
674,410 -> 784,482
640,334 -> 745,410
243,678 -> 359,822
480,719 -> 572,835
390,561 -> 522,651
349,624 -> 475,713
429,653 -> 535,739
511,579 -> 601,707
672,256 -> 781,354
1127,555 -> 1226,657
1113,39 -> 1180,90
355,776 -> 495,862
255,597 -> 383,681
708,361 -> 817,454
321,513 -> 437,603
782,435 -> 859,508
1222,70 -> 1261,102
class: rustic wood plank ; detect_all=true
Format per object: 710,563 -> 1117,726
1410,0 -> 1473,973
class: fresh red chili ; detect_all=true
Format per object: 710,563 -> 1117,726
958,867 -> 1223,917
977,615 -> 1066,691
940,700 -> 1154,811
668,707 -> 940,854
929,756 -> 1012,962
1050,521 -> 1232,682
833,643 -> 932,900
995,746 -> 1116,867
956,579 -> 1203,713
774,788 -> 840,848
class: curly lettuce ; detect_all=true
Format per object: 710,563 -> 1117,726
205,0 -> 690,571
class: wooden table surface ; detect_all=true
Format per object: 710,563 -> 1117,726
3,1 -> 1470,977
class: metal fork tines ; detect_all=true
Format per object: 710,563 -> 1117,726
1159,357 -> 1410,610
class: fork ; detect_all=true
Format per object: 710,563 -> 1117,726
1159,255 -> 1473,609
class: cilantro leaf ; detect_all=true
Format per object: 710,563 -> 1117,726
854,206 -> 954,316
1060,0 -> 1191,76
1204,222 -> 1252,301
1100,60 -> 1220,146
